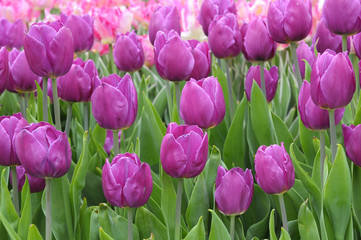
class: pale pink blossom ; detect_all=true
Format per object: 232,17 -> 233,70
139,35 -> 154,67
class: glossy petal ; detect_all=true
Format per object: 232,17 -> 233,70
102,159 -> 123,206
46,132 -> 71,178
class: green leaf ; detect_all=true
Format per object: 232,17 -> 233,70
272,112 -> 294,151
89,208 -> 100,240
352,164 -> 361,233
209,209 -> 231,240
161,172 -> 177,239
135,206 -> 168,240
298,201 -> 320,240
268,209 -> 277,240
1,169 -> 18,230
299,118 -> 317,165
99,227 -> 114,240
18,178 -> 32,240
0,212 -> 20,240
36,82 -> 43,121
27,224 -> 43,240
279,228 -> 291,240
203,146 -> 222,206
184,216 -> 205,240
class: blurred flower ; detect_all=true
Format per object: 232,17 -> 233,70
187,40 -> 211,80
139,35 -> 154,67
10,165 -> 45,193
0,47 -> 9,95
343,124 -> 361,167
0,18 -> 25,49
103,130 -> 121,156
28,0 -> 53,11
295,41 -> 315,79
353,32 -> 361,59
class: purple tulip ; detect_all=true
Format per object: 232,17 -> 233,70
254,143 -> 295,195
215,166 -> 253,216
240,23 -> 251,61
60,13 -> 94,53
267,0 -> 312,43
91,73 -> 137,130
102,153 -> 153,208
353,32 -> 361,59
310,50 -> 355,109
198,0 -> 237,36
10,165 -> 45,193
245,66 -> 279,103
103,130 -> 121,156
113,31 -> 145,72
0,47 -> 9,95
15,122 -> 71,178
243,18 -> 277,61
187,40 -> 211,80
343,124 -> 361,167
160,123 -> 208,178
180,77 -> 225,129
208,13 -> 242,59
298,81 -> 344,130
23,21 -> 74,78
312,19 -> 351,54
295,41 -> 315,79
57,58 -> 100,102
0,113 -> 28,166
154,30 -> 194,81
322,0 -> 361,35
149,5 -> 181,45
0,18 -> 25,49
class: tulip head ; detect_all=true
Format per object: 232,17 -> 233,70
0,47 -> 9,95
343,124 -> 361,167
102,153 -> 153,208
295,41 -> 315,79
0,18 -> 25,49
11,165 -> 45,193
160,123 -> 208,178
187,40 -> 211,80
353,32 -> 361,59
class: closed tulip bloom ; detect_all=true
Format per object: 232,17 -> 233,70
60,13 -> 94,53
243,18 -> 277,61
103,130 -> 121,156
245,66 -> 279,102
15,122 -> 71,178
0,18 -> 25,49
295,41 -> 315,79
208,13 -> 242,59
240,23 -> 251,61
267,0 -> 312,43
310,50 -> 355,109
353,32 -> 361,59
57,58 -> 100,102
149,5 -> 181,45
113,31 -> 145,72
23,21 -> 74,78
0,47 -> 9,95
298,81 -> 344,130
91,73 -> 137,130
343,124 -> 361,167
215,166 -> 253,216
102,153 -> 153,208
0,113 -> 28,166
198,0 -> 237,36
322,0 -> 361,35
154,30 -> 194,81
160,123 -> 208,178
11,165 -> 45,193
187,40 -> 211,80
255,143 -> 295,195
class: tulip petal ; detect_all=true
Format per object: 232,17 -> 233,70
284,0 -> 312,41
23,35 -> 49,77
188,131 -> 208,178
47,132 -> 71,178
267,2 -> 286,43
102,159 -> 123,207
202,77 -> 225,126
215,165 -> 227,189
0,123 -> 11,166
117,74 -> 137,128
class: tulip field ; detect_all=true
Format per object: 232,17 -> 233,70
0,0 -> 360,239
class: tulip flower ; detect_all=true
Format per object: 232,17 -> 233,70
245,66 -> 279,102
102,153 -> 153,208
243,18 -> 277,61
187,40 -> 211,80
154,30 -> 194,81
103,130 -> 121,156
113,31 -> 145,72
23,21 -> 74,78
15,122 -> 71,178
91,73 -> 137,130
60,13 -> 94,53
240,23 -> 251,61
180,77 -> 225,129
295,41 -> 315,80
0,18 -> 25,49
353,32 -> 361,59
0,113 -> 28,166
215,166 -> 253,216
208,13 -> 242,59
267,0 -> 312,43
198,0 -> 237,36
149,5 -> 181,45
0,47 -> 9,95
310,50 -> 355,109
10,165 -> 45,193
343,124 -> 361,167
139,35 -> 154,67
160,122 -> 208,178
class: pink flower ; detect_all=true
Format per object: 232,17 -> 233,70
139,35 -> 154,67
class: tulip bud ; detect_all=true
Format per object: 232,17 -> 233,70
102,153 -> 153,208
57,58 -> 100,102
310,50 -> 355,109
208,13 -> 242,59
243,18 -> 277,61
0,47 -> 9,95
215,166 -> 253,216
0,113 -> 28,166
60,13 -> 94,53
180,77 -> 225,129
154,30 -> 194,81
187,40 -> 211,80
267,0 -> 312,43
0,18 -> 25,49
255,143 -> 295,195
198,0 -> 237,36
245,66 -> 279,103
15,122 -> 71,178
10,165 -> 45,193
149,5 -> 181,45
23,21 -> 74,78
298,81 -> 344,130
343,124 -> 361,167
295,41 -> 315,79
160,123 -> 208,178
103,130 -> 121,156
113,31 -> 145,72
91,73 -> 137,130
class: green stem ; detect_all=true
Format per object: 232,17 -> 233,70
109,44 -> 117,74
127,208 -> 133,240
278,194 -> 288,232
165,81 -> 173,122
230,215 -> 235,240
65,103 -> 73,136
174,82 -> 183,124
10,166 -> 19,215
320,131 -> 325,189
328,110 -> 337,163
290,42 -> 302,89
40,9 -> 45,20
83,102 -> 89,132
18,94 -> 26,118
51,78 -> 61,131
43,78 -> 48,122
24,92 -> 29,115
113,130 -> 119,156
46,178 -> 52,240
342,35 -> 348,53
174,178 -> 184,240
259,62 -> 266,97
217,58 -> 222,69
225,60 -> 235,121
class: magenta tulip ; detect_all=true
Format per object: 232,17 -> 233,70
0,18 -> 25,49
353,32 -> 361,59
0,47 -> 9,95
295,41 -> 315,79
343,124 -> 361,167
10,165 -> 45,193
187,40 -> 211,80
